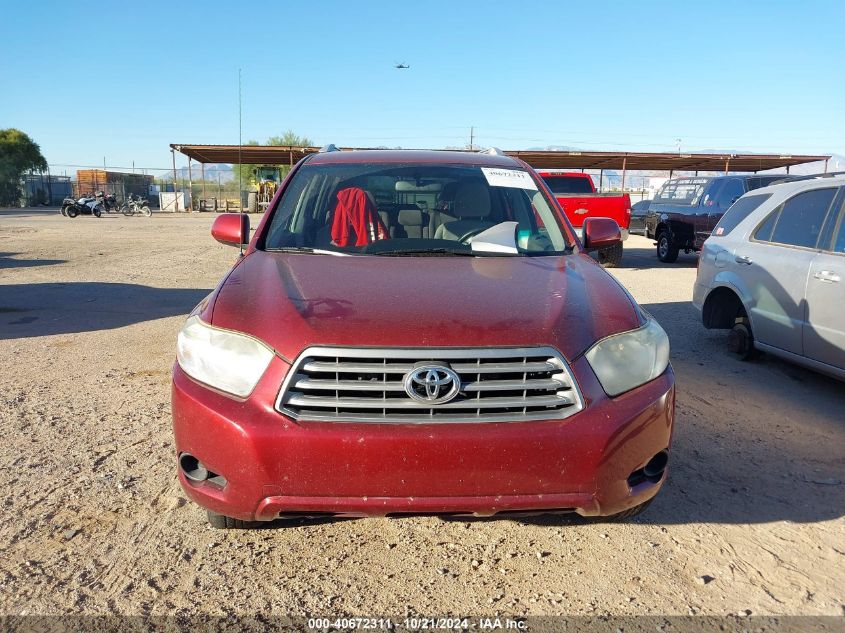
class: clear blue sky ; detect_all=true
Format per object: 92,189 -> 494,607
2,0 -> 843,173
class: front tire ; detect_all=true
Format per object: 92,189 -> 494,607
604,498 -> 654,521
206,510 -> 257,529
140,205 -> 151,217
66,206 -> 79,218
657,231 -> 679,263
597,242 -> 623,268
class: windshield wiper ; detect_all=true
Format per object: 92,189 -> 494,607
265,247 -> 353,256
372,247 -> 499,257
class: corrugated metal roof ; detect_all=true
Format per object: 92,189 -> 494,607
170,144 -> 829,173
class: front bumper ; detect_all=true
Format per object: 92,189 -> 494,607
692,281 -> 710,312
172,356 -> 674,521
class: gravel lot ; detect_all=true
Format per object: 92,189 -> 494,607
1,209 -> 842,618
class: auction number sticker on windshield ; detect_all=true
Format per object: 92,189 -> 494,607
481,167 -> 538,190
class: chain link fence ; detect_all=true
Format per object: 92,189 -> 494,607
3,163 -> 668,210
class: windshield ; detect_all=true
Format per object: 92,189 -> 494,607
262,163 -> 571,256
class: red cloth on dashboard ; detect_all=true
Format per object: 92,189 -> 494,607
331,187 -> 389,247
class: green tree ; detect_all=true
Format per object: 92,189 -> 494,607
232,131 -> 314,190
0,129 -> 48,206
266,130 -> 313,147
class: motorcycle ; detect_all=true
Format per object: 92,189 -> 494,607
61,194 -> 103,218
100,192 -> 119,213
121,193 -> 152,217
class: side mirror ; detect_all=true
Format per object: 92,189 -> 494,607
582,217 -> 621,251
211,213 -> 250,247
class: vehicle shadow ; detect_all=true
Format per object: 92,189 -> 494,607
616,239 -> 699,270
0,282 -> 211,339
0,252 -> 67,269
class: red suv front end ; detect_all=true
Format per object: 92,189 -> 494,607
171,150 -> 674,527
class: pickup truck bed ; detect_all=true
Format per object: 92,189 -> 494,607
539,172 -> 631,267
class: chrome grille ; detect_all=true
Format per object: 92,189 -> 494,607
276,347 -> 583,423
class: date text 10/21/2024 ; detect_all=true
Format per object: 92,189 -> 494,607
307,617 -> 528,631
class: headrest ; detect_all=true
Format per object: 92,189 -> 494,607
398,208 -> 425,226
452,180 -> 491,218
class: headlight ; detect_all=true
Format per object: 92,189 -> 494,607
585,318 -> 670,397
176,316 -> 274,397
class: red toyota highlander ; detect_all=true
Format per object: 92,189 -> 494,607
172,148 -> 674,528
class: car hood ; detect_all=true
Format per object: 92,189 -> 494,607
210,251 -> 642,362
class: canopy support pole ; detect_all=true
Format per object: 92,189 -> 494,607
599,169 -> 604,191
188,157 -> 193,212
201,163 -> 206,208
620,156 -> 627,191
171,149 -> 178,212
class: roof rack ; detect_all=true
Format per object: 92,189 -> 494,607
318,144 -> 340,153
769,170 -> 845,185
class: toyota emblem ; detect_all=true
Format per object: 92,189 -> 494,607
403,364 -> 461,404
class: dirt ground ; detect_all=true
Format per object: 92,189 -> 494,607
0,208 -> 843,619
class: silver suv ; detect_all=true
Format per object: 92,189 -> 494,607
693,174 -> 845,380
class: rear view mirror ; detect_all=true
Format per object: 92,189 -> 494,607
582,217 -> 621,251
211,213 -> 250,247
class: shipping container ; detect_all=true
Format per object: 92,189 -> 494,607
75,170 -> 155,203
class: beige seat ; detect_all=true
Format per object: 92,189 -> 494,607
396,207 -> 429,238
433,180 -> 494,241
429,182 -> 458,236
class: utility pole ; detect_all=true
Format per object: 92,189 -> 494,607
469,126 -> 474,151
238,68 -> 242,213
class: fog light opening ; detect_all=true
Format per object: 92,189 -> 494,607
179,453 -> 209,483
643,450 -> 669,479
627,450 -> 669,488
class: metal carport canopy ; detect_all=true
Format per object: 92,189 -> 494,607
170,144 -> 829,173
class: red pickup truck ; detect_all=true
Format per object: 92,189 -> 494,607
538,172 -> 632,267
